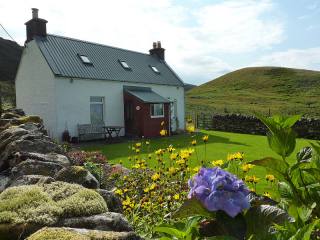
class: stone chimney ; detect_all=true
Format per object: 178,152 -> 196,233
149,41 -> 165,60
25,8 -> 48,43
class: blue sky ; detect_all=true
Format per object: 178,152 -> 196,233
1,0 -> 320,85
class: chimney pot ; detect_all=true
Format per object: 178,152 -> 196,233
32,8 -> 39,19
25,8 -> 48,43
149,41 -> 165,60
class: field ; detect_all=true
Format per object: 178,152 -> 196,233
81,130 -> 316,196
186,67 -> 320,117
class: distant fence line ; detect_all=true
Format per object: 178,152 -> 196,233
186,112 -> 320,140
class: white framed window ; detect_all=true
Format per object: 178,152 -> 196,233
150,66 -> 160,74
90,96 -> 104,124
78,54 -> 93,65
119,60 -> 131,70
150,103 -> 164,118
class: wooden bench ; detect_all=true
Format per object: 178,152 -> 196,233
77,124 -> 105,142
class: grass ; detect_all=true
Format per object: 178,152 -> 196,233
186,67 -> 320,118
81,130 -> 317,196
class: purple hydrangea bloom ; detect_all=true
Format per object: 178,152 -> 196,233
188,167 -> 250,217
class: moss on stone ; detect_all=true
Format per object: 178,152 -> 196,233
27,228 -> 139,240
0,185 -> 62,225
27,227 -> 89,240
55,166 -> 88,183
17,116 -> 43,124
0,182 -> 107,226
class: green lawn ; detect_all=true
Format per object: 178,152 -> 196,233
81,130 -> 316,196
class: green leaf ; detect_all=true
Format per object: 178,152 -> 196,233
278,181 -> 294,202
153,226 -> 185,238
172,198 -> 214,219
245,205 -> 292,240
216,211 -> 247,240
249,157 -> 287,179
296,147 -> 312,163
205,236 -> 238,240
255,113 -> 299,159
288,219 -> 320,240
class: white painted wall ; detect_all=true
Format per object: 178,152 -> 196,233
55,78 -> 185,139
15,41 -> 58,138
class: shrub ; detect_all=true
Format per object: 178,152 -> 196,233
67,151 -> 107,166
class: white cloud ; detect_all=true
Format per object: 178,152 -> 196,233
0,0 -> 284,84
253,47 -> 320,70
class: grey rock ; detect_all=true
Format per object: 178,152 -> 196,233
97,189 -> 123,213
10,152 -> 70,168
0,174 -> 11,192
9,174 -> 55,187
0,138 -> 63,170
0,127 -> 29,152
11,159 -> 64,178
57,212 -> 133,232
54,166 -> 99,189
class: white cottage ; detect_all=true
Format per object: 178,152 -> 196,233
16,9 -> 185,140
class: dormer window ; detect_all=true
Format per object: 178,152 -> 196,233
119,60 -> 131,70
150,66 -> 160,74
78,54 -> 93,65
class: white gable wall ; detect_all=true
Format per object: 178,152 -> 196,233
55,77 -> 185,139
15,41 -> 58,138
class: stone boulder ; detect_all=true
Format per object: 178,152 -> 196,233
11,159 -> 64,178
57,212 -> 132,232
0,137 -> 63,170
9,174 -> 55,187
97,189 -> 123,213
27,227 -> 141,240
54,166 -> 99,189
0,127 -> 29,153
0,173 -> 10,192
10,152 -> 70,169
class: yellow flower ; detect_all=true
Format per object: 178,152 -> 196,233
161,121 -> 165,126
170,153 -> 178,160
167,145 -> 175,153
115,189 -> 123,195
263,192 -> 271,198
173,194 -> 180,200
135,149 -> 140,154
176,159 -> 186,165
227,152 -> 244,161
266,174 -> 275,182
155,149 -> 163,156
128,156 -> 132,161
180,150 -> 190,160
252,176 -> 260,184
132,146 -> 136,151
148,154 -> 152,159
135,142 -> 142,148
160,129 -> 167,136
151,173 -> 160,181
202,135 -> 209,142
186,124 -> 195,133
245,176 -> 253,183
145,141 -> 150,145
191,140 -> 197,146
149,183 -> 157,190
168,167 -> 176,174
241,163 -> 254,173
193,166 -> 200,173
212,160 -> 224,167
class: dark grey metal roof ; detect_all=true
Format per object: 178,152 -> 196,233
124,86 -> 171,103
35,34 -> 184,86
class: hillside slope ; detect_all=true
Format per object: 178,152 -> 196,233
186,67 -> 320,117
0,37 -> 22,82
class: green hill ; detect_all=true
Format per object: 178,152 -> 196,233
186,67 -> 320,117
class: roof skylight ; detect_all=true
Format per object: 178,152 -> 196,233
119,60 -> 131,70
79,54 -> 92,64
151,66 -> 160,74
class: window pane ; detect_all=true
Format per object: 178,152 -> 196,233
90,97 -> 103,102
151,103 -> 164,117
90,103 -> 103,124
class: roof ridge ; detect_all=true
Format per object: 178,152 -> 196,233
46,34 -> 151,57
